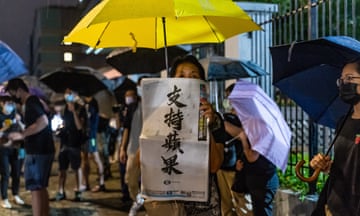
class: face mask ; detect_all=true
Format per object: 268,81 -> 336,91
222,98 -> 233,112
125,96 -> 135,105
3,103 -> 15,115
339,83 -> 360,105
64,93 -> 75,102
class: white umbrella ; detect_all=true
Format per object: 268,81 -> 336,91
228,79 -> 291,172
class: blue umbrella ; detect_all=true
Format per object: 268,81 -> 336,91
270,36 -> 360,129
0,41 -> 28,83
200,56 -> 268,81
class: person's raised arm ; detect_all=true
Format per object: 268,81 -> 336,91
201,101 -> 224,173
68,103 -> 82,130
238,129 -> 259,163
9,114 -> 49,141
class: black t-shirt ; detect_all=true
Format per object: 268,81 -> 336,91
24,96 -> 55,154
327,117 -> 360,215
243,154 -> 276,176
60,104 -> 86,148
123,103 -> 138,130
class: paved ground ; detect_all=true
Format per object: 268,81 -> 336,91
0,158 -> 146,216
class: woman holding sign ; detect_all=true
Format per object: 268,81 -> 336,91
142,55 -> 225,216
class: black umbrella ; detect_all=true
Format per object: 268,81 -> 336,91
106,46 -> 188,75
40,66 -> 109,97
270,36 -> 360,129
199,56 -> 268,80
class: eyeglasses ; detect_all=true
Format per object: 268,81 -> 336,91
336,75 -> 360,87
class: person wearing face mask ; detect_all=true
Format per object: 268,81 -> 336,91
142,55 -> 225,216
118,88 -> 143,216
52,89 -> 86,202
6,78 -> 55,216
310,58 -> 360,216
0,96 -> 25,208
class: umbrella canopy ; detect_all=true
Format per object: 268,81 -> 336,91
63,0 -> 261,49
199,56 -> 268,80
39,66 -> 109,97
270,36 -> 360,129
228,80 -> 291,172
93,89 -> 117,118
0,41 -> 28,83
106,46 -> 188,75
98,66 -> 122,80
63,0 -> 261,74
16,75 -> 55,102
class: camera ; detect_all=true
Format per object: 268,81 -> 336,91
112,104 -> 126,113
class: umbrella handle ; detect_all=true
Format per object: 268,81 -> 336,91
294,108 -> 353,183
295,159 -> 321,183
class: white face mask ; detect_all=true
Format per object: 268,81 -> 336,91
3,103 -> 15,115
125,96 -> 135,105
64,93 -> 75,102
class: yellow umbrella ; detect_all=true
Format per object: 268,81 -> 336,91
64,0 -> 261,72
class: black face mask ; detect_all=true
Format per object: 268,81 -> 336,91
339,83 -> 360,105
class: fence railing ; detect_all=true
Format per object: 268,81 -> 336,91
196,0 -> 357,194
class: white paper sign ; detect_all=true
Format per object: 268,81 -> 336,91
140,78 -> 209,202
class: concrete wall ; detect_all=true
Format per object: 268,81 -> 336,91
274,189 -> 317,216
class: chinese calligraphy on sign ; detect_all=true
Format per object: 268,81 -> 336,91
161,85 -> 186,175
140,78 -> 209,202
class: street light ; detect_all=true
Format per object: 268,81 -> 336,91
64,52 -> 73,62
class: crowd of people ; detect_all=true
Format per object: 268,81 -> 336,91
2,79 -> 110,216
0,55 -> 278,216
1,54 -> 357,216
112,55 -> 280,216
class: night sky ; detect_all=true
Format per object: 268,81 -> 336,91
0,0 -> 79,69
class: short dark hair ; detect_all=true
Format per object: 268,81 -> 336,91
5,78 -> 29,93
225,83 -> 235,94
170,55 -> 205,80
